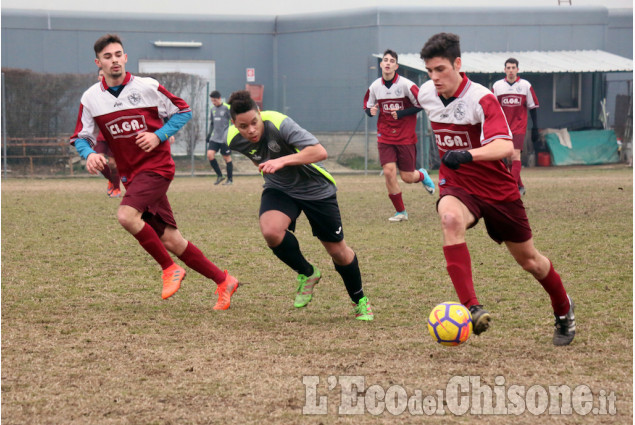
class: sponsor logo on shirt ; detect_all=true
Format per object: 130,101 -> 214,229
382,100 -> 404,112
501,95 -> 523,107
434,130 -> 472,152
106,115 -> 148,139
268,141 -> 281,153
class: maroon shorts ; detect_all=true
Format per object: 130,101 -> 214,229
438,186 -> 532,244
377,142 -> 417,171
512,134 -> 526,151
120,172 -> 177,237
94,140 -> 113,157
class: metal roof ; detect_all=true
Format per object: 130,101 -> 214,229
377,50 -> 633,74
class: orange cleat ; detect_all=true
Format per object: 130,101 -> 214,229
106,181 -> 115,196
109,188 -> 122,198
213,271 -> 239,310
161,264 -> 186,299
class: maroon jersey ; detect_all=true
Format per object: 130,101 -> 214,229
364,74 -> 421,145
71,72 -> 191,185
418,73 -> 519,203
492,77 -> 539,135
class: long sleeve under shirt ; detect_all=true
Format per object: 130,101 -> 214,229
73,84 -> 191,160
364,77 -> 422,119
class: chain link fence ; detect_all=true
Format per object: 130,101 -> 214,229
1,68 -> 439,178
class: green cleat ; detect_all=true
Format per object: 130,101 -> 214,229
353,296 -> 374,321
294,266 -> 321,308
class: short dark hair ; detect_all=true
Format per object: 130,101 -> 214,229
94,34 -> 123,57
210,90 -> 221,99
420,32 -> 461,64
227,90 -> 258,120
505,58 -> 519,67
383,49 -> 398,62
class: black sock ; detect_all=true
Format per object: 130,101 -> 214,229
226,161 -> 233,180
270,231 -> 313,276
334,254 -> 364,303
209,159 -> 222,176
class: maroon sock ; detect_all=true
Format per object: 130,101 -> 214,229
110,168 -> 121,190
132,223 -> 174,270
177,241 -> 226,284
416,170 -> 425,182
100,165 -> 112,181
538,262 -> 570,316
443,243 -> 479,308
388,192 -> 405,213
511,160 -> 523,187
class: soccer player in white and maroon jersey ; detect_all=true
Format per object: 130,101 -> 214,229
492,58 -> 540,196
363,49 -> 435,223
71,34 -> 239,310
418,33 -> 575,346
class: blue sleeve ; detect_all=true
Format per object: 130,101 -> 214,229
155,111 -> 192,142
74,138 -> 97,160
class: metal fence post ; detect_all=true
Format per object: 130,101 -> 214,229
2,72 -> 7,179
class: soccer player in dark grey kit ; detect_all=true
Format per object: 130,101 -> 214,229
206,90 -> 233,185
225,90 -> 373,320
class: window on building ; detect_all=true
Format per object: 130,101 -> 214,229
553,73 -> 581,111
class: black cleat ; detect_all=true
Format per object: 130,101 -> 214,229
469,304 -> 492,336
214,175 -> 226,185
553,298 -> 576,346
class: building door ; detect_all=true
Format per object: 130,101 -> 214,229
138,60 -> 215,155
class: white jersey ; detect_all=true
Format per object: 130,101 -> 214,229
492,77 -> 538,135
363,74 -> 420,145
71,72 -> 191,183
418,73 -> 519,203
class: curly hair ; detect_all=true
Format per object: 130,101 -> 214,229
227,90 -> 259,120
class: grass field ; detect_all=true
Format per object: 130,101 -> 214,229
2,165 -> 632,424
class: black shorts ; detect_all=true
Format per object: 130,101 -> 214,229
207,141 -> 231,156
259,188 -> 344,243
438,186 -> 532,244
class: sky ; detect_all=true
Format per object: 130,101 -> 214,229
1,0 -> 632,16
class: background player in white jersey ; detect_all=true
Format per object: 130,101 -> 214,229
206,90 -> 233,185
418,32 -> 575,346
71,34 -> 239,310
363,49 -> 435,222
492,58 -> 539,196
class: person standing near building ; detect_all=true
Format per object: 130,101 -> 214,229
226,90 -> 373,320
71,34 -> 239,310
492,58 -> 539,196
206,91 -> 233,185
418,33 -> 574,345
363,49 -> 435,223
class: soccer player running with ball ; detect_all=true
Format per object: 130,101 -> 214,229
363,49 -> 435,223
71,34 -> 239,310
417,33 -> 575,345
225,90 -> 373,321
